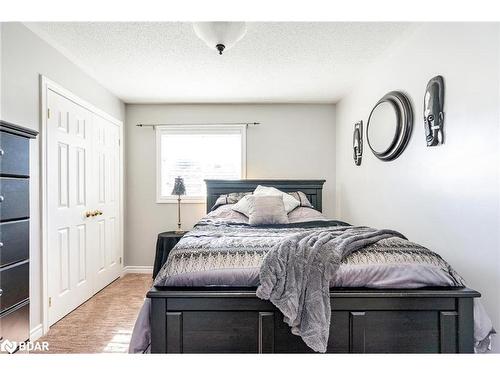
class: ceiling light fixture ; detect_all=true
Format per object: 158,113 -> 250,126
193,22 -> 247,55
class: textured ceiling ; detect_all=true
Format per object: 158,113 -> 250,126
26,22 -> 417,103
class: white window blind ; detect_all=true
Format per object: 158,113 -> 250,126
156,125 -> 246,202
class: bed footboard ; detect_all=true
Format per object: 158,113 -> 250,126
147,287 -> 479,353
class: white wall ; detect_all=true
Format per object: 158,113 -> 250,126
125,104 -> 336,267
335,23 -> 500,351
0,22 -> 125,332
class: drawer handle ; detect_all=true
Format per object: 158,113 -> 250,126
0,241 -> 3,247
0,288 -> 3,297
0,149 -> 4,156
0,195 -> 4,202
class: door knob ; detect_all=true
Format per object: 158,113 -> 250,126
85,210 -> 103,217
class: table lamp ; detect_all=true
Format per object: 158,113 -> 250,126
171,176 -> 186,233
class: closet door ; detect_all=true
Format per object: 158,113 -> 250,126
46,89 -> 122,326
92,115 -> 122,291
47,90 -> 95,325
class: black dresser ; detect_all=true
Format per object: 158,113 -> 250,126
0,120 -> 37,350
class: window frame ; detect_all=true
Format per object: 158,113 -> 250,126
155,124 -> 247,204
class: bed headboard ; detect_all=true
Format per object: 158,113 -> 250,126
205,179 -> 326,214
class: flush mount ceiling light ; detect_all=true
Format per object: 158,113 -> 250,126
193,22 -> 247,55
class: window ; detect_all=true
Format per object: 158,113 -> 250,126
156,125 -> 246,203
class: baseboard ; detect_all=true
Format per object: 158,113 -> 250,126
122,266 -> 153,275
30,324 -> 43,342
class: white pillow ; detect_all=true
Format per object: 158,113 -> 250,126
232,194 -> 253,217
253,185 -> 300,213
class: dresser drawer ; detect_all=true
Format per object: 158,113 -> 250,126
0,131 -> 30,177
0,261 -> 29,313
0,300 -> 29,345
0,178 -> 29,221
0,220 -> 29,267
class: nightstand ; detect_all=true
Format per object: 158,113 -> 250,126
152,231 -> 187,279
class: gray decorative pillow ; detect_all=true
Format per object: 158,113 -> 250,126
288,191 -> 314,208
247,195 -> 289,225
211,191 -> 252,211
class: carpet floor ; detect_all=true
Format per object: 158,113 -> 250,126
36,273 -> 152,354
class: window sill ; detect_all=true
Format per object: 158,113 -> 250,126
157,197 -> 206,204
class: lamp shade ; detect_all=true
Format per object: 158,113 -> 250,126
171,176 -> 186,196
193,22 -> 247,55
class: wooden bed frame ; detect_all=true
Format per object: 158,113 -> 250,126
147,179 -> 479,353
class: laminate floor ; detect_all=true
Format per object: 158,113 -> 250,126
35,273 -> 152,354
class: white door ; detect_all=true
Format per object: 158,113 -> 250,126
93,115 -> 122,291
47,90 -> 94,325
47,89 -> 122,326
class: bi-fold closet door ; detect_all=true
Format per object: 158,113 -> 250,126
47,89 -> 121,326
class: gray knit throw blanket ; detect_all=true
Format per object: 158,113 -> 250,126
256,226 -> 406,353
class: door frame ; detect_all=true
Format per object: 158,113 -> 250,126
39,75 -> 124,335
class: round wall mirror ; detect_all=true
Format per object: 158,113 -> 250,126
366,91 -> 413,161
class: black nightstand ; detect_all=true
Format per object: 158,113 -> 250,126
152,231 -> 187,279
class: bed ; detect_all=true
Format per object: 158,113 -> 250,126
135,179 -> 492,354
